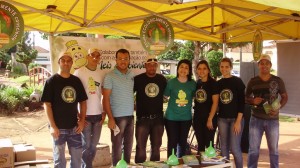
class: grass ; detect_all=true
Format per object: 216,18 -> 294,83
279,115 -> 296,122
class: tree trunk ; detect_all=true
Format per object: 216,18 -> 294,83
193,41 -> 201,81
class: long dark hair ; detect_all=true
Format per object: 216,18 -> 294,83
196,60 -> 214,81
177,59 -> 192,81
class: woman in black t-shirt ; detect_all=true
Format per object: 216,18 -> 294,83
193,60 -> 219,153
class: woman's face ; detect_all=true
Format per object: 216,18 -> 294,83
197,63 -> 209,79
178,63 -> 189,78
219,61 -> 232,78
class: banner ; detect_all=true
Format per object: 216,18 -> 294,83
140,15 -> 174,56
50,36 -> 149,75
0,1 -> 24,50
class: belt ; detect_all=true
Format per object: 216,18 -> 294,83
138,114 -> 161,120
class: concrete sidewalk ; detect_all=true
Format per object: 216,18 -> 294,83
6,114 -> 300,168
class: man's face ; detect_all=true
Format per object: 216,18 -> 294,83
59,56 -> 73,73
258,59 -> 272,74
145,62 -> 158,76
116,52 -> 130,71
87,51 -> 101,66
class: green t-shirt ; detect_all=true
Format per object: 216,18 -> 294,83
164,78 -> 196,121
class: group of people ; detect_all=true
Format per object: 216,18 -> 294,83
41,47 -> 288,168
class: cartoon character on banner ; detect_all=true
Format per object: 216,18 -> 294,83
65,40 -> 88,73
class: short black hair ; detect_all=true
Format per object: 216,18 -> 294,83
115,49 -> 130,59
176,59 -> 193,81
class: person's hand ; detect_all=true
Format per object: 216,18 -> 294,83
108,119 -> 116,130
50,126 -> 60,139
76,120 -> 85,134
253,97 -> 264,105
269,108 -> 280,117
84,120 -> 89,127
206,119 -> 214,130
233,121 -> 241,135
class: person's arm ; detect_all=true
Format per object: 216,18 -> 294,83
44,102 -> 59,139
100,86 -> 106,125
269,92 -> 288,117
76,100 -> 87,134
233,113 -> 243,135
103,88 -> 116,129
207,94 -> 219,130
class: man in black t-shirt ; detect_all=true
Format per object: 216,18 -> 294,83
134,56 -> 167,163
41,52 -> 87,168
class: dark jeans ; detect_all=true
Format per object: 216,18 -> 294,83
81,115 -> 102,168
193,114 -> 217,152
111,116 -> 134,166
164,119 -> 192,158
135,117 -> 164,163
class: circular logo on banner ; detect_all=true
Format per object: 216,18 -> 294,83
140,16 -> 174,56
0,1 -> 24,50
253,29 -> 263,61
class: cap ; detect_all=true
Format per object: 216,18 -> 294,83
58,52 -> 72,60
258,54 -> 271,63
145,56 -> 158,64
88,48 -> 101,55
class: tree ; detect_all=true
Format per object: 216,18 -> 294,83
0,50 -> 11,68
207,50 -> 223,78
15,32 -> 38,75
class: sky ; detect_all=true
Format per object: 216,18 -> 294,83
31,31 -> 50,51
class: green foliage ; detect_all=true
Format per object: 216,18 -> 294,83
0,85 -> 28,114
12,66 -> 25,75
104,35 -> 125,39
28,63 -> 39,70
178,41 -> 194,61
15,32 -> 38,74
0,50 -> 10,67
164,74 -> 176,81
207,50 -> 223,78
158,50 -> 180,60
0,84 -> 43,115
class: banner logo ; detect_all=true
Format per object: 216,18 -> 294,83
0,1 -> 24,50
253,30 -> 263,61
140,16 -> 174,56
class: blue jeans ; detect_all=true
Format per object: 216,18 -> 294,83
218,118 -> 244,168
81,115 -> 102,168
111,116 -> 134,166
164,119 -> 192,158
247,116 -> 279,168
135,117 -> 164,163
53,127 -> 82,168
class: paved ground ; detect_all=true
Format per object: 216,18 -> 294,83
1,109 -> 300,168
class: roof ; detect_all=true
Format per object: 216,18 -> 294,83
33,46 -> 49,53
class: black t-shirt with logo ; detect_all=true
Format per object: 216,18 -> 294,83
41,73 -> 88,129
217,76 -> 245,118
134,73 -> 167,118
194,78 -> 218,118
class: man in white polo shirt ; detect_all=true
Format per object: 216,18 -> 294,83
103,48 -> 135,166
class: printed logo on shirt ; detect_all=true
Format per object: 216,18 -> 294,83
61,86 -> 76,103
176,90 -> 188,107
220,89 -> 232,104
196,89 -> 207,103
88,77 -> 97,94
145,83 -> 159,97
269,80 -> 279,103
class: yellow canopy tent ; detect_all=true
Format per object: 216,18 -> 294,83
3,0 -> 300,42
